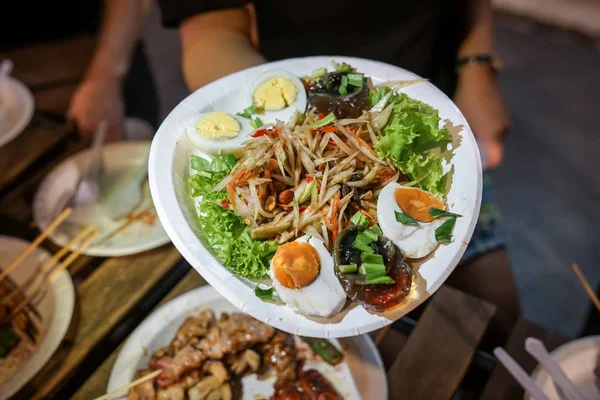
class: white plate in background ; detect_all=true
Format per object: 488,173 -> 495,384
33,141 -> 170,257
528,336 -> 600,400
148,56 -> 482,338
0,77 -> 35,149
0,235 -> 74,400
107,285 -> 387,399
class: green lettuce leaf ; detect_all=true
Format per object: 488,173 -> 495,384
374,92 -> 451,195
188,155 -> 277,278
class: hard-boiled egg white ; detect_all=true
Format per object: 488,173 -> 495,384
269,236 -> 346,318
250,69 -> 307,126
185,111 -> 254,158
377,182 -> 444,259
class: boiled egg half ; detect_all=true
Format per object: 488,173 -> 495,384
185,111 -> 254,158
250,69 -> 307,125
377,182 -> 446,259
269,236 -> 346,318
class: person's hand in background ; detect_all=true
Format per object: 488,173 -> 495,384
454,65 -> 510,169
67,76 -> 124,142
67,0 -> 150,142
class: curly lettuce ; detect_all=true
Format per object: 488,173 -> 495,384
189,155 -> 278,278
373,92 -> 451,195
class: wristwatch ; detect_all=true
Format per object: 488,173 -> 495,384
455,53 -> 503,73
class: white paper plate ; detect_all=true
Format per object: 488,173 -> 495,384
107,285 -> 387,399
148,56 -> 482,338
0,77 -> 35,149
0,235 -> 74,400
33,141 -> 170,257
527,336 -> 600,400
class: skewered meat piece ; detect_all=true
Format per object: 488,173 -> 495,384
172,311 -> 215,351
155,344 -> 206,387
258,331 -> 298,389
127,369 -> 157,400
298,369 -> 342,400
198,313 -> 275,359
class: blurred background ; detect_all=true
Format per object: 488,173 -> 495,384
136,0 -> 600,338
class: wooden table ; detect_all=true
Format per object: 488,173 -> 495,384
0,37 -> 184,400
0,36 -> 570,400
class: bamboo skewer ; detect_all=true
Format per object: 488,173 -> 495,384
0,207 -> 72,283
572,263 -> 600,313
92,369 -> 162,400
97,204 -> 154,244
7,229 -> 97,320
2,224 -> 97,305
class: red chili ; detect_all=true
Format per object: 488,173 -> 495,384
306,176 -> 313,183
221,200 -> 229,209
318,113 -> 325,120
251,127 -> 278,138
299,206 -> 307,213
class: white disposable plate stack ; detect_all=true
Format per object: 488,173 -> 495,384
148,56 -> 483,338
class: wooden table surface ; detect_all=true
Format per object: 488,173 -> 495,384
0,36 -> 570,400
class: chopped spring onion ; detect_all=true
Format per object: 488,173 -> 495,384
435,217 -> 457,243
254,284 -> 274,300
395,211 -> 418,226
362,229 -> 378,242
237,104 -> 256,119
347,73 -> 364,88
338,264 -> 358,274
310,113 -> 336,129
429,208 -> 463,219
250,117 -> 263,129
363,263 -> 388,282
350,211 -> 369,227
361,253 -> 384,265
367,276 -> 395,284
331,60 -> 352,73
369,224 -> 383,235
299,336 -> 344,365
338,75 -> 348,96
353,240 -> 374,254
312,67 -> 327,78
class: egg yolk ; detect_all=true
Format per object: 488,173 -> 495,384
394,186 -> 445,222
196,111 -> 241,141
253,77 -> 298,111
272,241 -> 321,289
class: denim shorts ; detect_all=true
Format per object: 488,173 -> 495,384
460,172 -> 507,264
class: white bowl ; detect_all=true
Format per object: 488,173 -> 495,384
148,56 -> 482,338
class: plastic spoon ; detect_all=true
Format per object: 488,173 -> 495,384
525,338 -> 587,400
494,347 -> 551,400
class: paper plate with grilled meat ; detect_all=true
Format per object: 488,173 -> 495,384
107,285 -> 387,399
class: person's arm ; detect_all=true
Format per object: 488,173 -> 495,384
179,7 -> 265,92
454,0 -> 510,170
68,0 -> 150,141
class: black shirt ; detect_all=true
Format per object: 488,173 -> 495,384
1,1 -> 102,51
158,0 -> 471,96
